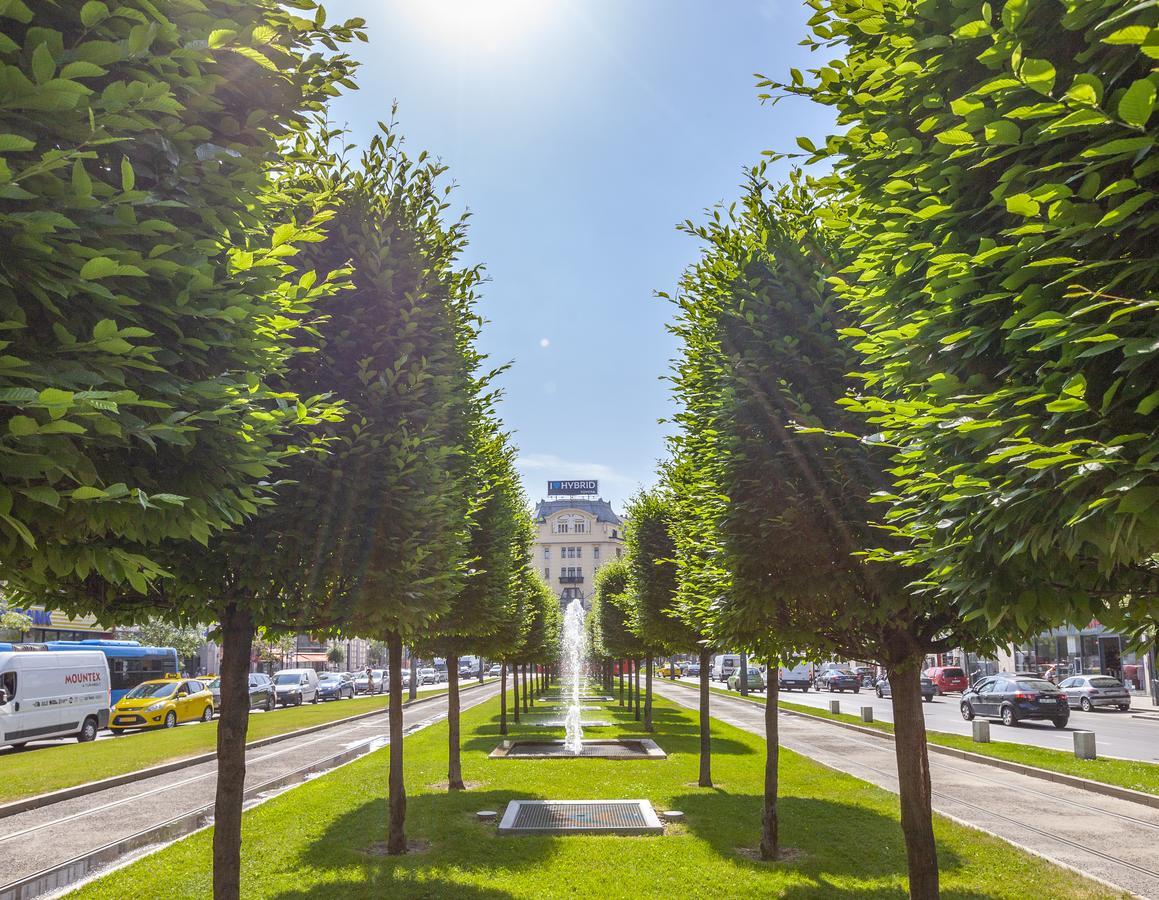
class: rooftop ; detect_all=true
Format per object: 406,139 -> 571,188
533,498 -> 623,525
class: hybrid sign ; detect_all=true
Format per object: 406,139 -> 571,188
548,480 -> 598,496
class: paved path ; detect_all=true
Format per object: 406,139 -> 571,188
676,676 -> 1159,763
654,680 -> 1159,899
0,682 -> 501,899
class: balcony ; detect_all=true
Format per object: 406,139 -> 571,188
559,575 -> 584,584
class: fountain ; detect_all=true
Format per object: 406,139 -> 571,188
489,598 -> 666,761
561,598 -> 586,754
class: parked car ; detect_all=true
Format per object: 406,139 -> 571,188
417,667 -> 439,685
110,676 -> 214,733
960,675 -> 1069,728
711,654 -> 742,683
875,675 -> 937,702
852,666 -> 877,688
1,649 -> 110,747
488,664 -> 502,677
273,668 -> 320,706
816,670 -> 860,693
685,663 -> 700,677
778,662 -> 813,692
354,669 -> 385,694
317,672 -> 355,701
727,667 -> 766,692
1058,675 -> 1131,712
924,666 -> 969,695
433,663 -> 449,683
657,663 -> 683,677
207,672 -> 276,712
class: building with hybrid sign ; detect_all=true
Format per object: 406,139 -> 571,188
533,480 -> 625,609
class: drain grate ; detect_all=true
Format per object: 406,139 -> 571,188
498,800 -> 663,835
492,739 -> 666,759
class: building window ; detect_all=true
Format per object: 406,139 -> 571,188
575,520 -> 586,533
576,546 -> 582,558
611,528 -> 617,539
554,519 -> 568,534
593,547 -> 600,559
544,567 -> 550,580
543,547 -> 550,559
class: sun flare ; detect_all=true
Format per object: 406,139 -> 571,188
401,0 -> 552,51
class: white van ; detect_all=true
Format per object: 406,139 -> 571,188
272,668 -> 320,706
711,654 -> 742,683
778,661 -> 814,692
0,649 -> 110,748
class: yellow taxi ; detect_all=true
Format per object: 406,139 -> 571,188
109,675 -> 214,733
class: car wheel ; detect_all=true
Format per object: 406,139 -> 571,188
1001,705 -> 1018,727
202,705 -> 214,723
1052,717 -> 1068,729
960,702 -> 974,721
853,688 -> 860,694
875,686 -> 883,698
1080,697 -> 1092,712
922,695 -> 932,703
295,697 -> 302,706
11,742 -> 27,749
77,717 -> 98,743
267,696 -> 275,712
1118,704 -> 1130,711
164,711 -> 177,729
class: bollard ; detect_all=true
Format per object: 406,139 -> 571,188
972,719 -> 990,743
1074,730 -> 1096,760
860,706 -> 874,723
828,700 -> 841,715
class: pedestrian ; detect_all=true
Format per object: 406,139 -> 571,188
365,664 -> 375,695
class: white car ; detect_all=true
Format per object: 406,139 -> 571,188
417,667 -> 438,685
354,669 -> 385,693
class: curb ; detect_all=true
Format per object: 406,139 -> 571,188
660,678 -> 1159,811
0,679 -> 494,821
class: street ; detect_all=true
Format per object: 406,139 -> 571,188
676,676 -> 1159,763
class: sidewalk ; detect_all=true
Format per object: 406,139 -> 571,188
653,680 -> 1159,899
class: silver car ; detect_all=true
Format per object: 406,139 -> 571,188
1058,675 -> 1131,711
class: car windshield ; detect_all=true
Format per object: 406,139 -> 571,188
124,682 -> 176,700
320,674 -> 340,682
943,668 -> 965,677
835,671 -> 853,677
208,678 -> 220,689
1019,679 -> 1057,692
274,673 -> 303,685
1089,677 -> 1122,688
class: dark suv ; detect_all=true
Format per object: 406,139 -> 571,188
207,672 -> 276,712
960,675 -> 1069,728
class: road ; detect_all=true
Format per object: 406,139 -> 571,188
0,681 -> 501,899
676,676 -> 1159,763
654,680 -> 1159,899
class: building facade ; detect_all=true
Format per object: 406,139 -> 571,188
532,496 -> 626,608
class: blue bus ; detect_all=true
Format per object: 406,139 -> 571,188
0,640 -> 179,702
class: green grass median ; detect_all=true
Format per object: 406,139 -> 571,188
71,693 -> 1122,899
674,679 -> 1159,798
0,684 -> 475,805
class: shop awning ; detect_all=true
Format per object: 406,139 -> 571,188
294,652 -> 329,663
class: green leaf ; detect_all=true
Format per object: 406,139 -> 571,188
1102,25 -> 1149,45
79,1 -> 109,27
796,136 -> 817,153
120,156 -> 135,191
1004,194 -> 1040,216
70,486 -> 108,500
0,134 -> 35,153
1019,58 -> 1056,95
72,159 -> 92,198
1118,78 -> 1155,127
208,29 -> 237,48
1045,397 -> 1088,413
1061,373 -> 1086,398
8,415 -> 38,435
1136,390 -> 1159,416
93,319 -> 118,340
983,120 -> 1020,144
19,486 -> 60,508
1,514 -> 36,548
78,256 -> 118,279
38,387 -> 75,405
31,43 -> 56,85
935,129 -> 974,146
38,420 -> 86,434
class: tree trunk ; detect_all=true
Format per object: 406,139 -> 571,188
386,632 -> 407,855
760,675 -> 780,860
698,647 -> 712,788
634,658 -> 641,721
447,654 -> 464,790
499,662 -> 508,735
670,655 -> 677,680
644,654 -> 654,732
890,665 -> 940,899
740,652 -> 749,696
513,660 -> 520,724
619,659 -> 625,706
408,652 -> 417,702
211,602 -> 255,900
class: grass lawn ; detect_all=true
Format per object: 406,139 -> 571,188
674,680 -> 1159,797
70,693 -> 1122,899
0,684 -> 475,805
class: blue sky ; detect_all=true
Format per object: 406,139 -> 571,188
330,1 -> 834,510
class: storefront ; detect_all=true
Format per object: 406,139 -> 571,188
1012,623 -> 1154,693
9,607 -> 113,643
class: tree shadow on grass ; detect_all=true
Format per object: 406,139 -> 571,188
670,792 -> 982,895
274,789 -> 555,899
460,732 -> 756,756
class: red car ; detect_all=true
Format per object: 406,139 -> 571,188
924,666 -> 969,694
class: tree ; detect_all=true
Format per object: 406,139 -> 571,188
667,177 -> 993,894
0,0 -> 362,595
0,604 -> 30,635
368,641 -> 388,666
126,618 -> 204,661
414,423 -> 532,789
326,644 -> 345,669
767,0 -> 1159,639
623,485 -> 698,732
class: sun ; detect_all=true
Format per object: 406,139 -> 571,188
400,0 -> 551,52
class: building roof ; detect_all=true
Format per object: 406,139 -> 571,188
533,498 -> 623,525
